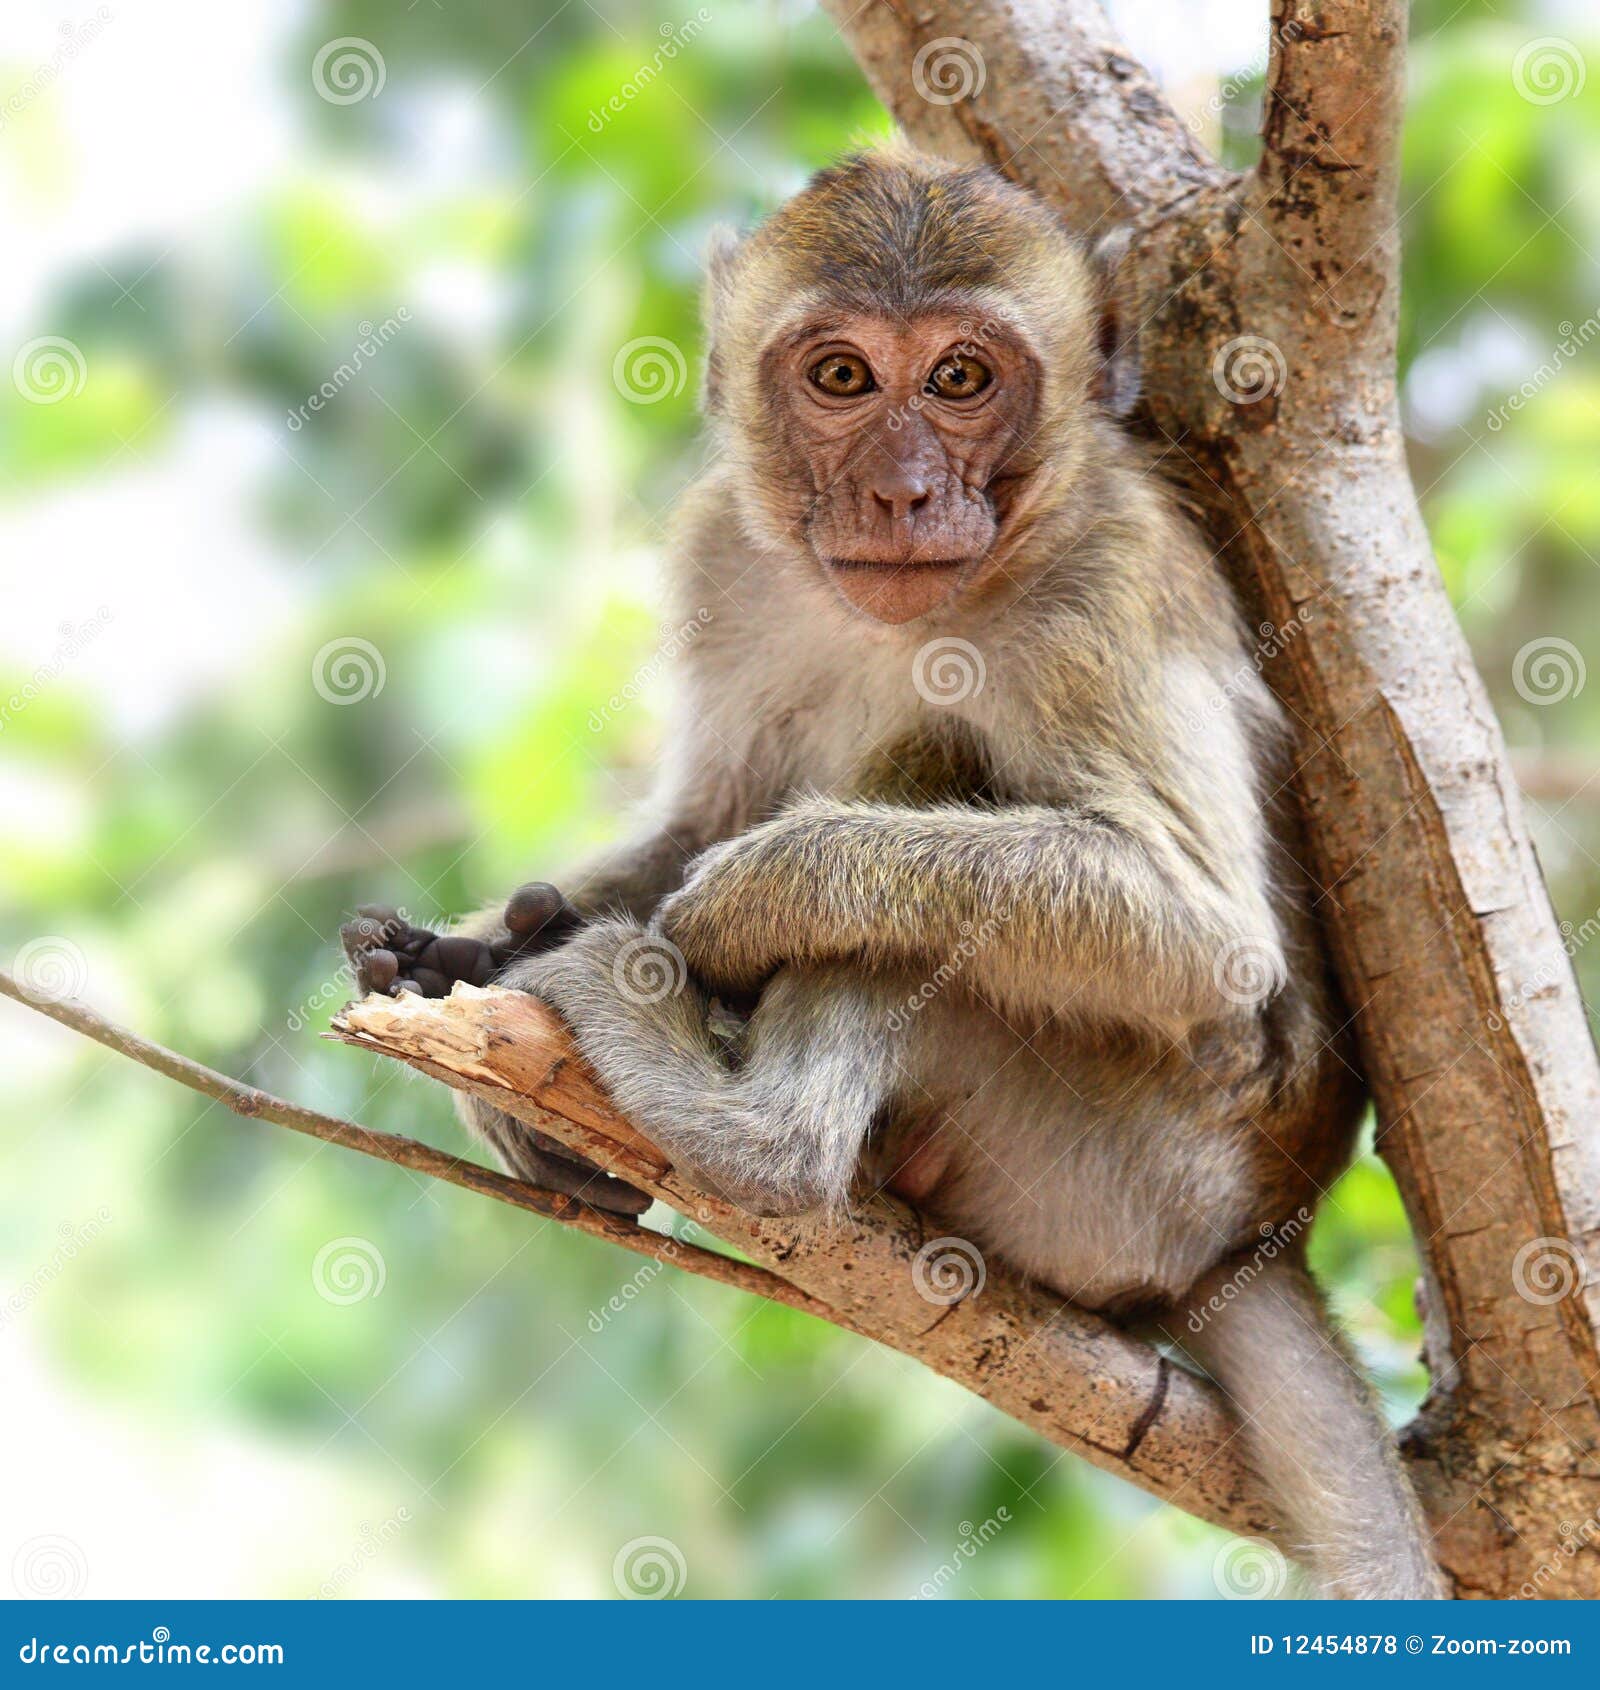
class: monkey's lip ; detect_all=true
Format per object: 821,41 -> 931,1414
823,556 -> 967,573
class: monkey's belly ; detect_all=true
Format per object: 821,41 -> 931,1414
878,1000 -> 1270,1311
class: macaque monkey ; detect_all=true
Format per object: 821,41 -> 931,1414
344,148 -> 1443,1599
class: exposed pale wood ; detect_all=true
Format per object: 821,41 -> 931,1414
824,0 -> 1600,1598
0,968 -> 842,1326
331,984 -> 1273,1537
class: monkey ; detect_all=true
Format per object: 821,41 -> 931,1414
343,146 -> 1444,1599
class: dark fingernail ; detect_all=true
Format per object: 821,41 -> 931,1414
394,978 -> 421,995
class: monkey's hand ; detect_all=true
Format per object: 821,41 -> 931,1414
340,883 -> 584,999
650,833 -> 813,995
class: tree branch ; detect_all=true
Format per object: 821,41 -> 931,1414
326,983 -> 1275,1538
0,967 -> 845,1326
824,0 -> 1600,1598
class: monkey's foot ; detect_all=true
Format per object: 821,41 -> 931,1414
340,885 -> 583,1000
338,894 -> 651,1218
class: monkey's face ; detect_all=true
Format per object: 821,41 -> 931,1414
764,311 -> 1043,626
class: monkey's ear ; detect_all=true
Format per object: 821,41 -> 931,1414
1087,228 -> 1141,420
700,223 -> 744,417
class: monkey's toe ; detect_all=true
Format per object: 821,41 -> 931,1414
341,907 -> 497,1001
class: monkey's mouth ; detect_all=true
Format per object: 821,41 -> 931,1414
824,556 -> 967,573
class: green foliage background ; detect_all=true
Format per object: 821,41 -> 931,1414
2,0 -> 1597,1598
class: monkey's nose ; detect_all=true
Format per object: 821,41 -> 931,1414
870,470 -> 931,525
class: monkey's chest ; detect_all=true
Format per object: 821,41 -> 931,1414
844,717 -> 1000,808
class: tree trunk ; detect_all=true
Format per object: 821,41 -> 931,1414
820,0 -> 1600,1598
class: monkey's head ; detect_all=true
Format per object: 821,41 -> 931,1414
703,147 -> 1136,626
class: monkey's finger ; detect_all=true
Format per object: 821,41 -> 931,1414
362,948 -> 399,994
500,882 -> 584,954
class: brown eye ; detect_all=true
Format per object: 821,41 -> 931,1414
809,353 -> 874,397
926,353 -> 992,400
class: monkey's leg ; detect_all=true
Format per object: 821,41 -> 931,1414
506,917 -> 901,1217
1171,1249 -> 1444,1599
339,892 -> 650,1217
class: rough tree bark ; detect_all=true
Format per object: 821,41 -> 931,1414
815,0 -> 1600,1598
11,0 -> 1591,1603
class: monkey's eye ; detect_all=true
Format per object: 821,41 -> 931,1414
808,353 -> 875,397
925,353 -> 993,401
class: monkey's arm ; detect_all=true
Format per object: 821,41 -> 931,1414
654,795 -> 1280,1028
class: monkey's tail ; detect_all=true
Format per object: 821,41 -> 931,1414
1176,1249 -> 1445,1600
